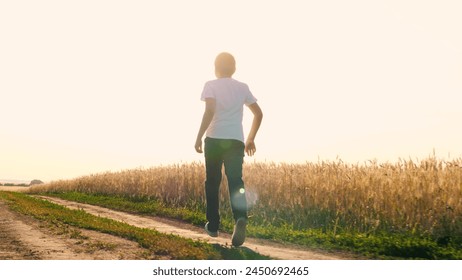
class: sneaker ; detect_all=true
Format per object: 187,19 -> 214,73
204,222 -> 218,237
232,218 -> 247,246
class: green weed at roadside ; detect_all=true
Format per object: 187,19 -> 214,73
42,191 -> 462,259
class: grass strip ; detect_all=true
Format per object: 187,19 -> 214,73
0,191 -> 269,260
41,191 -> 462,260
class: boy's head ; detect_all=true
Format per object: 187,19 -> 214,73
215,52 -> 236,78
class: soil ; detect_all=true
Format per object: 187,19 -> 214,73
0,200 -> 150,260
0,186 -> 356,260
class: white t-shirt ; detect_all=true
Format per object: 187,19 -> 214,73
201,78 -> 257,143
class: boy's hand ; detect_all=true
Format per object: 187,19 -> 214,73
195,138 -> 203,153
245,139 -> 256,156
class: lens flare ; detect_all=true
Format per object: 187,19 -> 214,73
244,187 -> 259,209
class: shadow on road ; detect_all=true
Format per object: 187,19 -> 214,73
210,243 -> 271,260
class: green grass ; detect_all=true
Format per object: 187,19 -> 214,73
0,191 -> 269,260
39,191 -> 462,259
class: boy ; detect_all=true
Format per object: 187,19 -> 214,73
194,52 -> 263,246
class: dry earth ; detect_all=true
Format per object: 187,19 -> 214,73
0,200 -> 150,260
0,187 -> 355,260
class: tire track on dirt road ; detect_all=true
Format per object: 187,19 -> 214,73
37,196 -> 352,260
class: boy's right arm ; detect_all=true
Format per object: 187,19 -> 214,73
245,102 -> 263,156
195,98 -> 216,153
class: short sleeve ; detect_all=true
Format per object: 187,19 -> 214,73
244,84 -> 257,106
200,82 -> 215,101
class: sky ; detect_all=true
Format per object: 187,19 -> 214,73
1,0 -> 461,182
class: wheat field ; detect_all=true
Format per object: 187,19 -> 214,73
31,157 -> 462,240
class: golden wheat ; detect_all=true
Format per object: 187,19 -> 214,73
31,157 -> 462,238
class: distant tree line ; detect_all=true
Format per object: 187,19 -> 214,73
0,180 -> 43,187
0,183 -> 29,186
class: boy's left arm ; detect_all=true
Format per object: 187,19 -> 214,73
195,98 -> 216,153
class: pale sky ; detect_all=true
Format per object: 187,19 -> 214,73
1,0 -> 461,182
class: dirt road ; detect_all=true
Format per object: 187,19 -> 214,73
0,187 -> 352,260
37,196 -> 351,260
